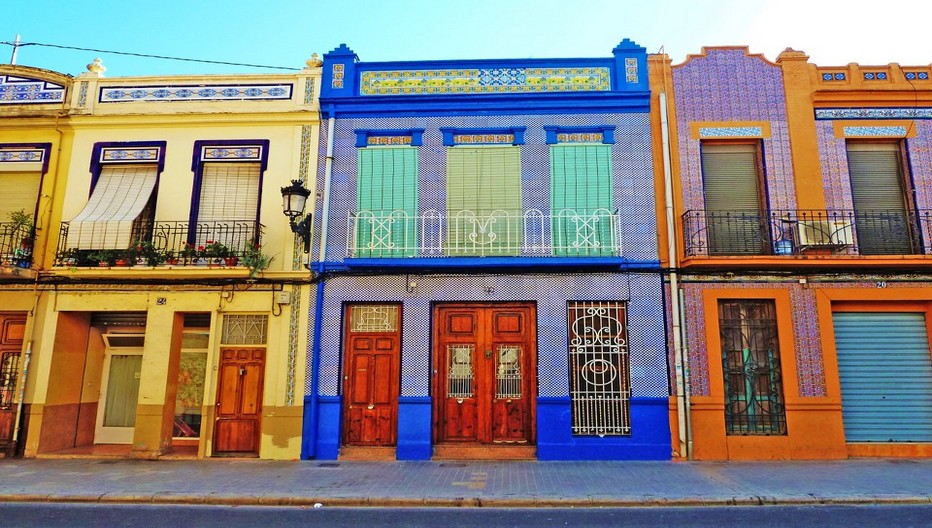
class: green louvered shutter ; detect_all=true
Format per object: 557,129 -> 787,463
446,146 -> 522,256
701,143 -> 766,255
550,145 -> 614,256
356,147 -> 418,257
846,142 -> 913,255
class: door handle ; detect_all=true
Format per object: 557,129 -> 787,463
484,350 -> 492,359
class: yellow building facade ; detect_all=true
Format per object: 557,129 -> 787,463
1,57 -> 321,460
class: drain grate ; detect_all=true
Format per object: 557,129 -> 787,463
317,462 -> 340,468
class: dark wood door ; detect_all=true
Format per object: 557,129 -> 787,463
0,314 -> 26,449
213,347 -> 264,455
434,303 -> 535,445
343,304 -> 400,446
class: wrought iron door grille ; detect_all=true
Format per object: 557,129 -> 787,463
221,314 -> 268,345
718,300 -> 788,435
447,345 -> 474,399
349,305 -> 399,332
567,301 -> 631,436
0,352 -> 19,409
495,345 -> 522,399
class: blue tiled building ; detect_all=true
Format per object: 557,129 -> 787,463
303,40 -> 670,460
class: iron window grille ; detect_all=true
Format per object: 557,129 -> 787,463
567,301 -> 631,436
718,300 -> 788,435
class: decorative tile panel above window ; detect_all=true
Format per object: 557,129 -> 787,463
440,127 -> 526,146
354,129 -> 424,148
0,74 -> 66,104
544,126 -> 615,145
99,84 -> 292,103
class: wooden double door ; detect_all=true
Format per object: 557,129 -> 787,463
434,303 -> 536,445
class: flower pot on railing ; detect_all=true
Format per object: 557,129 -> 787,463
224,256 -> 239,267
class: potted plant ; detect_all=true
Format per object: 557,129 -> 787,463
56,248 -> 81,267
8,210 -> 34,269
133,240 -> 166,266
88,250 -> 115,267
203,240 -> 231,265
242,243 -> 273,278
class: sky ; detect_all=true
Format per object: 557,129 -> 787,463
2,0 -> 929,77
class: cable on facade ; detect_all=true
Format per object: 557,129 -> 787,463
1,40 -> 302,71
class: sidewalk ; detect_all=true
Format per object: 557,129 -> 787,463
0,458 -> 930,508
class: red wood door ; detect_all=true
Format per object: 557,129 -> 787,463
213,348 -> 264,455
343,304 -> 400,446
434,303 -> 535,445
0,314 -> 26,448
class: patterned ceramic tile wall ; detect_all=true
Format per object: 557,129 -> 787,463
681,280 -> 826,398
306,272 -> 668,399
312,113 -> 658,263
818,119 -> 932,215
672,49 -> 796,212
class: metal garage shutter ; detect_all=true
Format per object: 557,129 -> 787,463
832,312 -> 932,442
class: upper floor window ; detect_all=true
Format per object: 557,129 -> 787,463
845,141 -> 918,255
66,142 -> 165,250
190,140 -> 268,251
550,144 -> 615,256
446,146 -> 523,256
354,146 -> 419,257
700,142 -> 768,255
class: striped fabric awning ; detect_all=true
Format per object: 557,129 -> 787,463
66,165 -> 157,249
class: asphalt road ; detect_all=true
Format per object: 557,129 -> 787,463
1,503 -> 930,528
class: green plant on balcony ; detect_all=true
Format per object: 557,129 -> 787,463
132,240 -> 166,266
242,243 -> 273,278
9,209 -> 34,268
87,249 -> 117,267
56,247 -> 81,267
202,240 -> 232,263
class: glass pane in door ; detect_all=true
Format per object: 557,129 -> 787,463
103,355 -> 142,428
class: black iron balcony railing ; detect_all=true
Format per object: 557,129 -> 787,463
683,209 -> 927,257
0,223 -> 35,269
56,220 -> 263,267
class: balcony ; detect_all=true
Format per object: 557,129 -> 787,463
683,209 -> 927,257
56,220 -> 263,267
346,208 -> 627,259
0,223 -> 35,269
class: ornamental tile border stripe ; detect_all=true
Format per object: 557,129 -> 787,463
99,84 -> 293,102
815,107 -> 932,119
0,148 -> 46,163
359,66 -> 611,95
842,125 -> 908,137
0,75 -> 66,104
100,147 -> 161,162
698,126 -> 763,138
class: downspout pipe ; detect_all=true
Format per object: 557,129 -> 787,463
659,90 -> 692,459
305,115 -> 335,458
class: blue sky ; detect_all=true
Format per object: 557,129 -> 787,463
3,1 -> 929,77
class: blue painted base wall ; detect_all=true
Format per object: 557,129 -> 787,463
536,396 -> 671,460
315,395 -> 342,460
397,396 -> 432,460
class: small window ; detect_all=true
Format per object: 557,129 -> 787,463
718,299 -> 787,435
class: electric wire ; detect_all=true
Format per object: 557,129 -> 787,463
1,40 -> 302,71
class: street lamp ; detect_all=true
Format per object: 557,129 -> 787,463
280,179 -> 312,254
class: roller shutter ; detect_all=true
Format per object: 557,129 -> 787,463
832,312 -> 932,442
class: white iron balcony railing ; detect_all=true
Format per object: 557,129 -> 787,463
346,208 -> 624,258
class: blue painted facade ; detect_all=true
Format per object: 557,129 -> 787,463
304,41 -> 670,461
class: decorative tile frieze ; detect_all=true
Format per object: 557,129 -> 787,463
331,64 -> 344,89
820,72 -> 847,81
815,107 -> 932,120
0,147 -> 46,163
625,58 -> 638,83
842,125 -> 908,137
201,145 -> 263,161
905,71 -> 930,80
359,66 -> 611,95
441,126 -> 526,146
863,72 -> 888,80
99,146 -> 162,163
698,126 -> 764,138
0,74 -> 66,104
304,77 -> 316,105
99,83 -> 292,102
544,125 -> 615,144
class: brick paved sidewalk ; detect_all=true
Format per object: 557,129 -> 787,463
0,458 -> 930,507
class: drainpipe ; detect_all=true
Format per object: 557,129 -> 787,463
305,115 -> 335,458
659,91 -> 692,459
10,341 -> 33,453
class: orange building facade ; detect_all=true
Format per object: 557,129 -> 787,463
651,48 -> 932,460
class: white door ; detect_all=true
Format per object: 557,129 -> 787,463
95,335 -> 144,444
